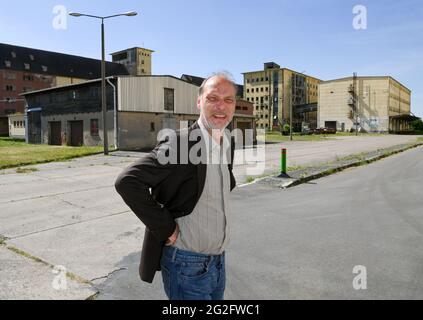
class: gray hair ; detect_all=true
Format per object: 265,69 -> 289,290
198,71 -> 238,97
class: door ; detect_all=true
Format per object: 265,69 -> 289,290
324,121 -> 337,130
69,121 -> 83,146
49,121 -> 61,145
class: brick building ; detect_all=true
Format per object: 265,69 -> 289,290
0,43 -> 133,135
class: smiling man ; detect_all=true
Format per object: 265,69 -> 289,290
115,72 -> 238,300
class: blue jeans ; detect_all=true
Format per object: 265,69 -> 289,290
160,245 -> 226,300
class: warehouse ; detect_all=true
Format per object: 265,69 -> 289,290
22,75 -> 255,150
318,76 -> 415,133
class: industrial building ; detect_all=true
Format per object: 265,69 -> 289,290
242,62 -> 322,130
0,43 -> 153,136
318,76 -> 416,133
21,75 -> 255,150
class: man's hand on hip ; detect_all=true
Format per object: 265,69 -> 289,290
165,223 -> 179,246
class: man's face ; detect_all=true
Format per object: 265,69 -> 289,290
197,76 -> 236,130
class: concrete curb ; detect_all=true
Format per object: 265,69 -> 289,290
258,142 -> 423,189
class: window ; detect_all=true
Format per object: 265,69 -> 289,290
5,85 -> 14,91
23,74 -> 34,81
150,122 -> 155,132
29,54 -> 35,61
141,60 -> 145,65
90,119 -> 99,136
11,52 -> 16,58
4,73 -> 16,80
261,77 -> 264,81
265,87 -> 268,91
261,87 -> 263,92
246,89 -> 249,93
164,88 -> 174,111
42,65 -> 48,72
23,87 -> 32,93
24,63 -> 30,70
5,60 -> 11,67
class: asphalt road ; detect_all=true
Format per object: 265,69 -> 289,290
1,139 -> 421,299
96,145 -> 423,299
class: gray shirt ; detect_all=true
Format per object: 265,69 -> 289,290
173,121 -> 231,254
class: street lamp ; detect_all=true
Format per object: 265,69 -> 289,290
69,11 -> 137,155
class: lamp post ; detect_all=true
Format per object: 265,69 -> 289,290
69,11 -> 137,155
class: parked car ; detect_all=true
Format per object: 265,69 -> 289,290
313,127 -> 337,134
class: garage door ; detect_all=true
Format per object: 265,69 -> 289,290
69,121 -> 83,146
49,121 -> 61,145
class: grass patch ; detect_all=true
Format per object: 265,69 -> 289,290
0,137 -> 26,147
7,246 -> 48,266
416,137 -> 423,142
6,245 -> 91,285
0,235 -> 8,245
0,137 -> 107,169
15,167 -> 38,174
263,132 -> 332,142
262,131 -> 390,142
245,176 -> 255,183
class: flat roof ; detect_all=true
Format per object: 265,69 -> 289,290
242,67 -> 322,81
322,76 -> 411,92
20,75 -> 196,96
111,47 -> 155,55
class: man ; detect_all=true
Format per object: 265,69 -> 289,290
115,72 -> 237,300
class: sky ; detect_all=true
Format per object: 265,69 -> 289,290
1,0 -> 423,117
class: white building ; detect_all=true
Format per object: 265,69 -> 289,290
8,113 -> 25,139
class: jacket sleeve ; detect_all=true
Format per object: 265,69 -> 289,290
114,139 -> 177,242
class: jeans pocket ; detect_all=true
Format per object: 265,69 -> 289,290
179,261 -> 208,279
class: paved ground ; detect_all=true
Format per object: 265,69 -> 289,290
0,134 -> 421,299
235,134 -> 422,183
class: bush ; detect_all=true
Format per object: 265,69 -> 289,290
410,119 -> 423,131
282,124 -> 290,134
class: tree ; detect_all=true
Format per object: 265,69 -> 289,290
410,119 -> 423,132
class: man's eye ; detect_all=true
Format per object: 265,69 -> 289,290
225,99 -> 234,103
208,97 -> 218,102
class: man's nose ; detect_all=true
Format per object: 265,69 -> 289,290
214,99 -> 225,110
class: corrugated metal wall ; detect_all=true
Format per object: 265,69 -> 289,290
118,76 -> 200,115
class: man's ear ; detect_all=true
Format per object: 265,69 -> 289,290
196,96 -> 201,110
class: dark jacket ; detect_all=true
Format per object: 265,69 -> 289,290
114,122 -> 236,283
